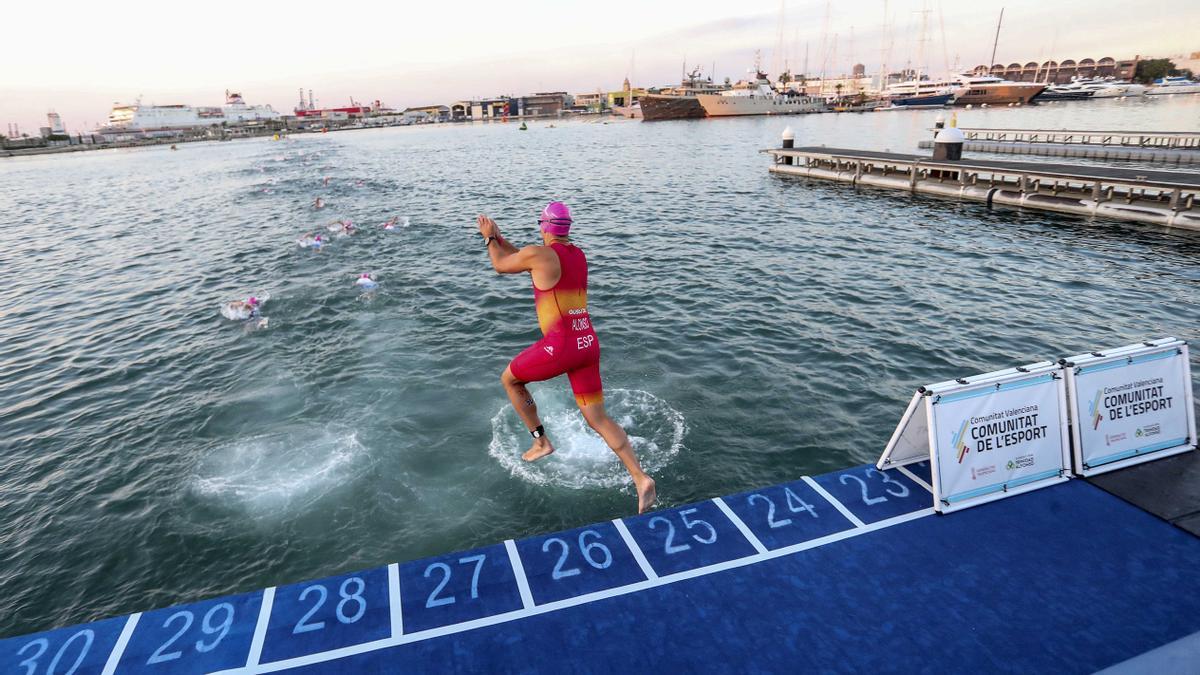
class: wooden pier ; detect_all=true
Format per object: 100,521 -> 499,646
765,146 -> 1200,230
916,128 -> 1200,164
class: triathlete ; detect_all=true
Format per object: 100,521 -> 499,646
478,202 -> 656,513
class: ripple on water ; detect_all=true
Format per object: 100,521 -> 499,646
488,389 -> 686,490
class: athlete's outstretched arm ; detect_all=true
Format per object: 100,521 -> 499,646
479,214 -> 539,274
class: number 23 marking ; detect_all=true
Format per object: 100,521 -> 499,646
839,468 -> 910,506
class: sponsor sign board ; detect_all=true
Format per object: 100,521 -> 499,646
878,361 -> 1072,513
1064,338 -> 1196,476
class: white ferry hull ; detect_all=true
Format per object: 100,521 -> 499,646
696,94 -> 824,116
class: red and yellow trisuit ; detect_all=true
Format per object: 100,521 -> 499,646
508,241 -> 603,406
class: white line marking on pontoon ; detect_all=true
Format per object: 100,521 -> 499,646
504,539 -> 535,610
802,475 -> 867,528
388,563 -> 403,637
897,465 -> 934,494
211,507 -> 933,674
244,586 -> 275,668
99,612 -> 140,675
713,497 -> 768,554
612,519 -> 659,580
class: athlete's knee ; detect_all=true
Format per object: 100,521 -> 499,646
501,367 -> 521,387
579,402 -> 607,429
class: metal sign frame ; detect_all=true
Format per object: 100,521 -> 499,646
878,361 -> 1072,514
1063,337 -> 1196,477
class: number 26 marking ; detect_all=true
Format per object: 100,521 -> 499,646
543,530 -> 613,579
839,469 -> 910,506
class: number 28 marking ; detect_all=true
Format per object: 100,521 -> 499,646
839,468 -> 910,506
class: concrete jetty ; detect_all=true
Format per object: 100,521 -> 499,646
765,144 -> 1200,230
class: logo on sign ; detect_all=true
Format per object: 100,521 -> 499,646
1137,423 -> 1161,439
953,419 -> 970,463
1006,454 -> 1035,471
1105,432 -> 1127,446
1088,388 -> 1104,430
970,465 -> 996,480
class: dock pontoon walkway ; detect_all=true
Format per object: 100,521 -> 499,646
2,457 -> 1199,673
765,146 -> 1200,230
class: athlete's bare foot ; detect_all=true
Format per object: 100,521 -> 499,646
522,437 -> 555,462
635,476 -> 657,514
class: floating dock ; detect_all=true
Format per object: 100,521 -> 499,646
916,128 -> 1200,164
765,146 -> 1200,230
2,457 -> 1199,673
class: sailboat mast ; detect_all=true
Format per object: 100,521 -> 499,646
989,7 -> 1004,68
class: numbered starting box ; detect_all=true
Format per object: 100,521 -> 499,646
1063,337 -> 1197,477
877,360 -> 1072,513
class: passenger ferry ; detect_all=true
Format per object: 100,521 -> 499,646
98,91 -> 281,134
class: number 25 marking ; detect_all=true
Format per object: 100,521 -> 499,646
839,468 -> 910,506
648,508 -> 718,554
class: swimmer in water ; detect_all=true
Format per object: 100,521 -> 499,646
326,219 -> 355,236
479,202 -> 656,514
298,233 -> 325,249
222,295 -> 262,321
355,273 -> 378,289
382,217 -> 398,230
313,197 -> 325,209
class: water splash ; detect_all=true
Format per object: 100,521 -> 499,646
191,428 -> 372,515
488,389 -> 685,489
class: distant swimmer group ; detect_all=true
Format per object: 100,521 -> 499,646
479,201 -> 657,513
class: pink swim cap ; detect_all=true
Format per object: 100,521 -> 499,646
248,297 -> 259,306
539,201 -> 572,236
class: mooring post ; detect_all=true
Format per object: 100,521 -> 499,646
781,126 -> 794,166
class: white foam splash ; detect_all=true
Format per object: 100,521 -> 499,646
191,428 -> 371,515
488,389 -> 685,490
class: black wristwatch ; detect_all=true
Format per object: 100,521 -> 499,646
484,236 -> 497,248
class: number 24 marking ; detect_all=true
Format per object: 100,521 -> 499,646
748,487 -> 818,528
839,468 -> 909,506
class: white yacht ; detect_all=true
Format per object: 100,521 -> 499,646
1091,81 -> 1147,98
694,72 -> 824,117
1146,76 -> 1200,95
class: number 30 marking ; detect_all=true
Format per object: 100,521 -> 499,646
17,630 -> 94,675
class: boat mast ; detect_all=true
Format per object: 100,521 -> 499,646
989,7 -> 1004,69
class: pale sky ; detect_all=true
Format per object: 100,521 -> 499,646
2,0 -> 1196,132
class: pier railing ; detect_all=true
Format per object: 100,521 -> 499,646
957,128 -> 1200,150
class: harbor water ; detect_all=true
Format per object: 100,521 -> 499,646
1,95 -> 1198,638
